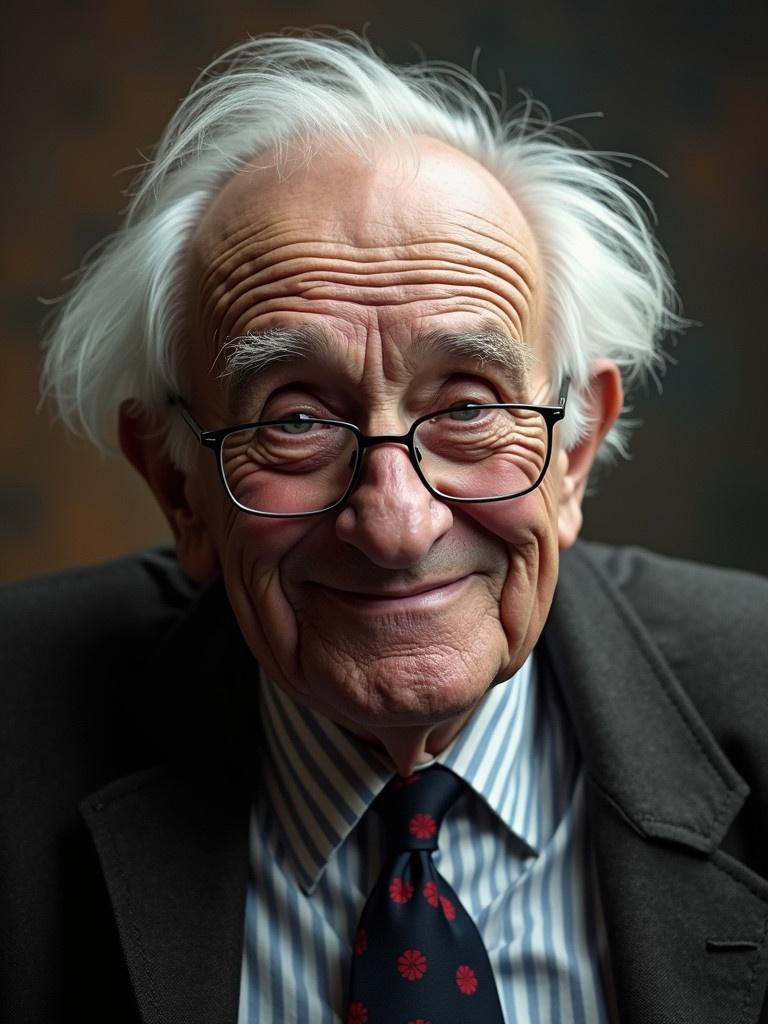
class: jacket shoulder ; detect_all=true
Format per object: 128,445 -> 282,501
563,541 -> 767,740
568,541 -> 766,649
0,547 -> 199,701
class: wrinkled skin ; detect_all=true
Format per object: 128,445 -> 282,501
121,137 -> 622,774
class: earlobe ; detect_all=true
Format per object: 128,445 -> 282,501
557,361 -> 623,550
118,401 -> 220,580
556,452 -> 583,549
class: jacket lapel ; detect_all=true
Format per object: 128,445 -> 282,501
547,546 -> 768,1023
80,578 -> 257,1024
81,768 -> 249,1024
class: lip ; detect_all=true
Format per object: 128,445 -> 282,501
312,575 -> 473,613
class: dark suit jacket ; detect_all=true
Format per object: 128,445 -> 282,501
1,543 -> 767,1023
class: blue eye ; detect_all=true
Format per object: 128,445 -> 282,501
447,405 -> 482,421
279,414 -> 315,434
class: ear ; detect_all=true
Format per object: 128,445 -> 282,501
557,360 -> 623,550
118,401 -> 220,580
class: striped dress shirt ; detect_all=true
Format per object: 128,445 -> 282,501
238,655 -> 612,1023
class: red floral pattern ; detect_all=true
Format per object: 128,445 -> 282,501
440,895 -> 456,921
422,881 -> 439,907
353,927 -> 368,955
347,1001 -> 369,1023
455,964 -> 479,995
397,949 -> 428,981
409,813 -> 437,839
388,878 -> 414,904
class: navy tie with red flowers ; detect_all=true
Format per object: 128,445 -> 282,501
347,765 -> 505,1024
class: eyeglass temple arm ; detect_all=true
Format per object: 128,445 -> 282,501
168,394 -> 205,441
557,377 -> 570,409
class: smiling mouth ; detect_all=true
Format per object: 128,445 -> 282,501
313,576 -> 472,610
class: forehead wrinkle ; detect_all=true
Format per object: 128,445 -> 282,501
196,220 -> 301,342
197,204 -> 539,315
408,325 -> 535,386
202,240 -> 537,343
201,215 -> 344,291
446,207 -> 539,294
194,197 -> 541,336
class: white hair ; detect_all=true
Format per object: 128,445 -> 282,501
42,29 -> 683,470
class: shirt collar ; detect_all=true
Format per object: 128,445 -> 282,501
437,654 -> 574,855
258,676 -> 392,893
258,653 -> 572,894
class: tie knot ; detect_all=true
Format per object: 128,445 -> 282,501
376,765 -> 463,852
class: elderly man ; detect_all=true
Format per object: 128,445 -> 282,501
2,31 -> 767,1024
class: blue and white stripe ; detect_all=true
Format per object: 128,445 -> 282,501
239,656 -> 612,1023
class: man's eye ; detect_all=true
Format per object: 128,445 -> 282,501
446,404 -> 483,422
278,415 -> 316,434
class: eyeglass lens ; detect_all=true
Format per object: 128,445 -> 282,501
220,406 -> 550,514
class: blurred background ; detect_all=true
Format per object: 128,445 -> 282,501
2,0 -> 766,583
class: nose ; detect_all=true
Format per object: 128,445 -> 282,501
334,443 -> 453,568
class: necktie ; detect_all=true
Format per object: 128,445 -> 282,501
347,764 -> 505,1023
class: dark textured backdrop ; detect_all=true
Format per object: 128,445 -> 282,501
2,0 -> 766,582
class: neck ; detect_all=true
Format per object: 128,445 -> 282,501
358,716 -> 472,776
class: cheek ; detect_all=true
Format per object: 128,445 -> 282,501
462,489 -> 560,656
219,516 -> 310,598
214,515 -> 317,673
462,486 -> 557,549
236,515 -> 307,557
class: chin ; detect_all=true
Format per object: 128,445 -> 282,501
298,644 -> 503,731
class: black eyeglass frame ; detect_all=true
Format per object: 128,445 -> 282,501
169,378 -> 570,518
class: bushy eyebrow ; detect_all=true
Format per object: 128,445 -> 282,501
216,321 -> 533,404
409,325 -> 533,386
216,325 -> 338,403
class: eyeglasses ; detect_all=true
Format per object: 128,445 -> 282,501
169,380 -> 569,518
